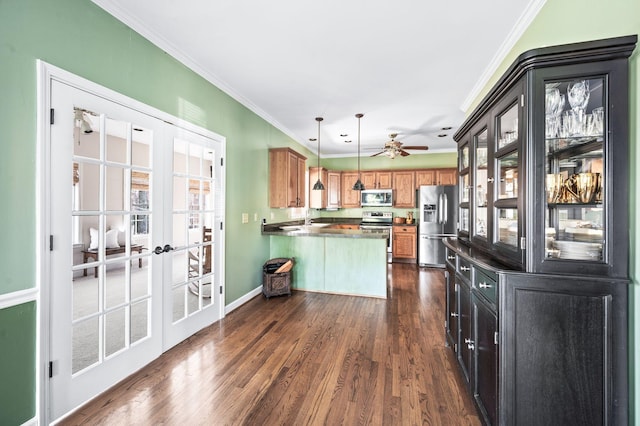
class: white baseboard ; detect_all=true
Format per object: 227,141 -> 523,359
224,285 -> 262,314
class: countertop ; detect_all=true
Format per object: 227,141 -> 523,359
261,219 -> 388,239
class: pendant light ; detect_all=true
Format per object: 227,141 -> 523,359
312,116 -> 325,190
352,113 -> 365,190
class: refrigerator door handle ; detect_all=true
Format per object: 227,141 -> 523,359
442,193 -> 448,225
437,194 -> 443,224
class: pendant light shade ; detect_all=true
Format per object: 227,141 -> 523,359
352,113 -> 365,190
312,116 -> 325,191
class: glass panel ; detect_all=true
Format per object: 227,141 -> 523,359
104,308 -> 126,357
497,208 -> 518,246
74,215 -> 100,267
131,125 -> 151,168
460,145 -> 469,170
172,249 -> 188,286
76,162 -> 100,211
173,177 -> 187,210
173,214 -> 188,247
189,143 -> 203,176
106,117 -> 128,164
73,272 -> 99,320
173,286 -> 186,322
130,300 -> 149,344
187,283 -> 200,315
74,109 -> 99,159
497,152 -> 518,199
73,317 -> 99,374
497,103 -> 519,150
105,261 -> 127,309
173,139 -> 187,174
131,259 -> 150,300
460,174 -> 469,203
459,208 -> 469,233
105,165 -> 125,211
474,129 -> 488,238
545,77 -> 605,262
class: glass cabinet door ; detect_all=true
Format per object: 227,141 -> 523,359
458,142 -> 470,236
544,77 -> 605,262
473,129 -> 488,239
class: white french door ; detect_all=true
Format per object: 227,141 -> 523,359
46,70 -> 224,422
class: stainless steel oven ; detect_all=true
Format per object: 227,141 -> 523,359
360,211 -> 393,262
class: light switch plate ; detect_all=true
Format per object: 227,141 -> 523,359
242,213 -> 249,224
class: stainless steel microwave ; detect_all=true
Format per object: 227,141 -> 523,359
361,189 -> 393,207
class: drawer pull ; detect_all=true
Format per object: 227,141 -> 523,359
460,266 -> 470,272
450,312 -> 459,318
478,282 -> 492,289
447,255 -> 455,260
465,338 -> 475,350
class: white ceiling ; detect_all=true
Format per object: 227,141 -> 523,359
93,0 -> 544,157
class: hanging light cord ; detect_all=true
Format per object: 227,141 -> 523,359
353,113 -> 365,190
312,117 -> 325,191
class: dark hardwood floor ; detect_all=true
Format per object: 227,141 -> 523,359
62,264 -> 480,425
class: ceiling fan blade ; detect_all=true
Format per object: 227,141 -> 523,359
370,151 -> 385,157
399,149 -> 411,156
401,145 -> 429,150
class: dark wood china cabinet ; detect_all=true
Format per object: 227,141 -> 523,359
444,35 -> 636,425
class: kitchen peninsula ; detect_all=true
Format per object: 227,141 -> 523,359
262,222 -> 388,298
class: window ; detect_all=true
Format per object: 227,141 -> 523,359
131,189 -> 149,235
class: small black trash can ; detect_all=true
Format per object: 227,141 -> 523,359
262,257 -> 293,298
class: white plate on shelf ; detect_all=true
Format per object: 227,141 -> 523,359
309,223 -> 330,228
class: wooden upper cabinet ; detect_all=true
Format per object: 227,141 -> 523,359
309,167 -> 328,209
436,168 -> 457,185
269,148 -> 306,208
361,171 -> 391,189
340,172 -> 361,208
327,171 -> 341,208
415,168 -> 457,187
392,170 -> 415,207
309,168 -> 341,209
415,169 -> 436,187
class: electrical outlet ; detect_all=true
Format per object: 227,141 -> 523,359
242,213 -> 249,224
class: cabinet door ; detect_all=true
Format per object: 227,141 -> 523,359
501,273 -> 628,425
393,170 -> 415,207
457,278 -> 472,386
416,169 -> 436,187
361,171 -> 376,189
458,141 -> 470,238
376,171 -> 392,189
473,294 -> 498,426
445,265 -> 459,350
392,226 -> 416,260
327,171 -> 341,208
309,167 -> 328,208
340,172 -> 361,208
296,155 -> 306,207
472,126 -> 490,245
437,169 -> 457,185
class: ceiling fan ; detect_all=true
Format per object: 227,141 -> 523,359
370,133 -> 429,159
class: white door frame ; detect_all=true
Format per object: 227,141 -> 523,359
37,60 -> 226,424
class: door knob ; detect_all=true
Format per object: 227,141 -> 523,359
163,244 -> 175,253
153,246 -> 164,255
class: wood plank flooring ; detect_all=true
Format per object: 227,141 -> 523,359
62,264 -> 480,425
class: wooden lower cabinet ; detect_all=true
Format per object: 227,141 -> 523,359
445,243 -> 628,425
392,225 -> 416,263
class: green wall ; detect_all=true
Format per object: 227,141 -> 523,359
467,0 -> 640,423
320,151 -> 456,171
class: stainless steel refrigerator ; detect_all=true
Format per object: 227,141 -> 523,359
418,185 -> 458,267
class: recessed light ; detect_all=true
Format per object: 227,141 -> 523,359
344,140 -> 352,143
340,133 -> 348,137
309,138 -> 317,142
438,134 -> 447,138
441,126 -> 452,130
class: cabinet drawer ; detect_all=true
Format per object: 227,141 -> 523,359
458,257 -> 471,281
393,225 -> 416,234
474,268 -> 497,304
